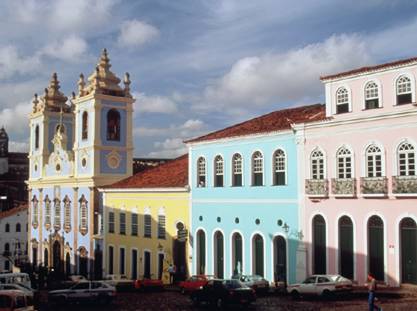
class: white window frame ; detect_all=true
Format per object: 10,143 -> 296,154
213,155 -> 224,187
336,146 -> 353,179
197,156 -> 206,188
231,153 -> 243,187
363,80 -> 382,109
272,149 -> 287,185
53,198 -> 61,229
251,151 -> 264,186
335,86 -> 351,114
310,148 -> 326,180
394,73 -> 415,105
397,141 -> 416,176
365,144 -> 385,178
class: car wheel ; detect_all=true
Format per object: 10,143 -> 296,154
291,290 -> 300,300
215,298 -> 223,309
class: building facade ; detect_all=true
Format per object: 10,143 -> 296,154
186,105 -> 325,285
300,57 -> 417,286
0,205 -> 28,272
28,50 -> 134,279
99,155 -> 190,283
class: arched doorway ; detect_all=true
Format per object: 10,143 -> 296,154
79,247 -> 88,277
196,230 -> 206,275
232,233 -> 243,276
65,253 -> 71,276
52,241 -> 61,273
339,216 -> 354,279
252,234 -> 264,277
400,217 -> 417,284
273,236 -> 287,284
312,215 -> 326,274
213,231 -> 224,278
368,216 -> 384,281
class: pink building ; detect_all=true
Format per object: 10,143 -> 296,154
297,57 -> 417,286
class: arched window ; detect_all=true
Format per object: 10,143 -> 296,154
79,195 -> 88,234
157,209 -> 166,239
273,149 -> 286,185
252,151 -> 263,186
15,223 -> 21,232
337,147 -> 352,179
82,111 -> 88,140
5,223 -> 9,233
365,81 -> 380,109
312,215 -> 326,274
44,196 -> 51,228
196,230 -> 206,275
336,87 -> 349,114
213,231 -> 224,278
106,109 -> 120,141
368,216 -> 384,281
338,216 -> 354,279
252,234 -> 264,277
398,142 -> 415,176
63,196 -> 71,231
197,157 -> 206,187
366,145 -> 383,178
54,198 -> 61,230
311,149 -> 325,180
214,155 -> 224,187
396,75 -> 412,105
232,154 -> 243,187
400,217 -> 417,284
34,125 -> 39,150
232,233 -> 243,275
31,195 -> 38,227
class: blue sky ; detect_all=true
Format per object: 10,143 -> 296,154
1,0 -> 417,157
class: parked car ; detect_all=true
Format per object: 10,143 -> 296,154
287,274 -> 353,299
0,284 -> 35,299
134,278 -> 164,291
179,275 -> 215,294
60,275 -> 88,289
190,279 -> 256,308
0,290 -> 34,311
48,281 -> 116,305
102,275 -> 134,291
232,274 -> 270,293
0,273 -> 31,289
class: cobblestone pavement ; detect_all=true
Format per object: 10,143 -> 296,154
39,290 -> 417,311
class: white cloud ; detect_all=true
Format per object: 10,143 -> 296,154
8,141 -> 29,152
41,35 -> 88,63
118,20 -> 159,48
149,138 -> 187,158
0,102 -> 32,136
0,45 -> 41,79
135,92 -> 178,114
195,34 -> 372,115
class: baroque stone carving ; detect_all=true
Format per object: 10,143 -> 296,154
331,178 -> 356,196
305,179 -> 329,197
392,176 -> 417,194
360,177 -> 388,195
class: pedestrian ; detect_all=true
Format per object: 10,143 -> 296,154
167,264 -> 176,285
366,273 -> 382,311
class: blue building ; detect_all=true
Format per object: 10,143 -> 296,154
186,104 -> 324,285
28,50 -> 134,278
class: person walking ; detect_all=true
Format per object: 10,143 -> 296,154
367,273 -> 382,311
167,264 -> 176,285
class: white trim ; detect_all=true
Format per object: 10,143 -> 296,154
393,138 -> 417,177
335,144 -> 355,179
213,153 -> 225,188
230,152 -> 244,187
251,149 -> 265,186
271,147 -> 288,186
249,231 -> 267,278
196,155 -> 207,188
393,72 -> 416,105
212,228 -> 226,278
229,230 -> 245,276
309,146 -> 327,180
362,79 -> 383,109
362,141 -> 386,178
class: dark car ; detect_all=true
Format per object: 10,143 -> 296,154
190,279 -> 256,308
232,274 -> 270,293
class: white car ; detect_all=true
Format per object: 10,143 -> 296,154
0,283 -> 35,299
287,274 -> 352,298
48,281 -> 116,305
102,274 -> 134,291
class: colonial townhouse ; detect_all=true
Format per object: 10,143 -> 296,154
185,104 -> 325,285
98,155 -> 190,283
298,57 -> 417,286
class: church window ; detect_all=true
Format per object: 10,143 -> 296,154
64,196 -> 71,231
82,111 -> 88,140
79,195 -> 88,234
54,198 -> 61,230
35,125 -> 39,150
106,109 -> 120,141
44,196 -> 51,228
32,196 -> 38,227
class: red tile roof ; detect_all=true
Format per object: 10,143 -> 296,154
320,56 -> 417,81
106,154 -> 188,189
0,204 -> 28,220
185,103 -> 326,143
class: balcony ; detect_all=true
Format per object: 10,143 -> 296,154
393,176 -> 417,196
360,177 -> 388,196
331,178 -> 356,197
305,179 -> 329,197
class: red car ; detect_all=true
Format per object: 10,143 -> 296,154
134,278 -> 164,291
179,275 -> 215,294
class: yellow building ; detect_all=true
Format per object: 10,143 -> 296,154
99,155 -> 190,284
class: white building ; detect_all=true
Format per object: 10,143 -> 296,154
0,205 -> 28,272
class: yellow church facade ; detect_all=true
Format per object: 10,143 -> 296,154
99,155 -> 190,284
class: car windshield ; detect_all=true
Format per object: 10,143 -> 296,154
303,277 -> 316,284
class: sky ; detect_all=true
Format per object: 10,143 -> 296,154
2,0 -> 417,157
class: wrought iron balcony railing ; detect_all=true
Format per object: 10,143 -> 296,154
331,178 -> 356,196
392,176 -> 417,195
305,179 -> 329,197
360,177 -> 388,196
